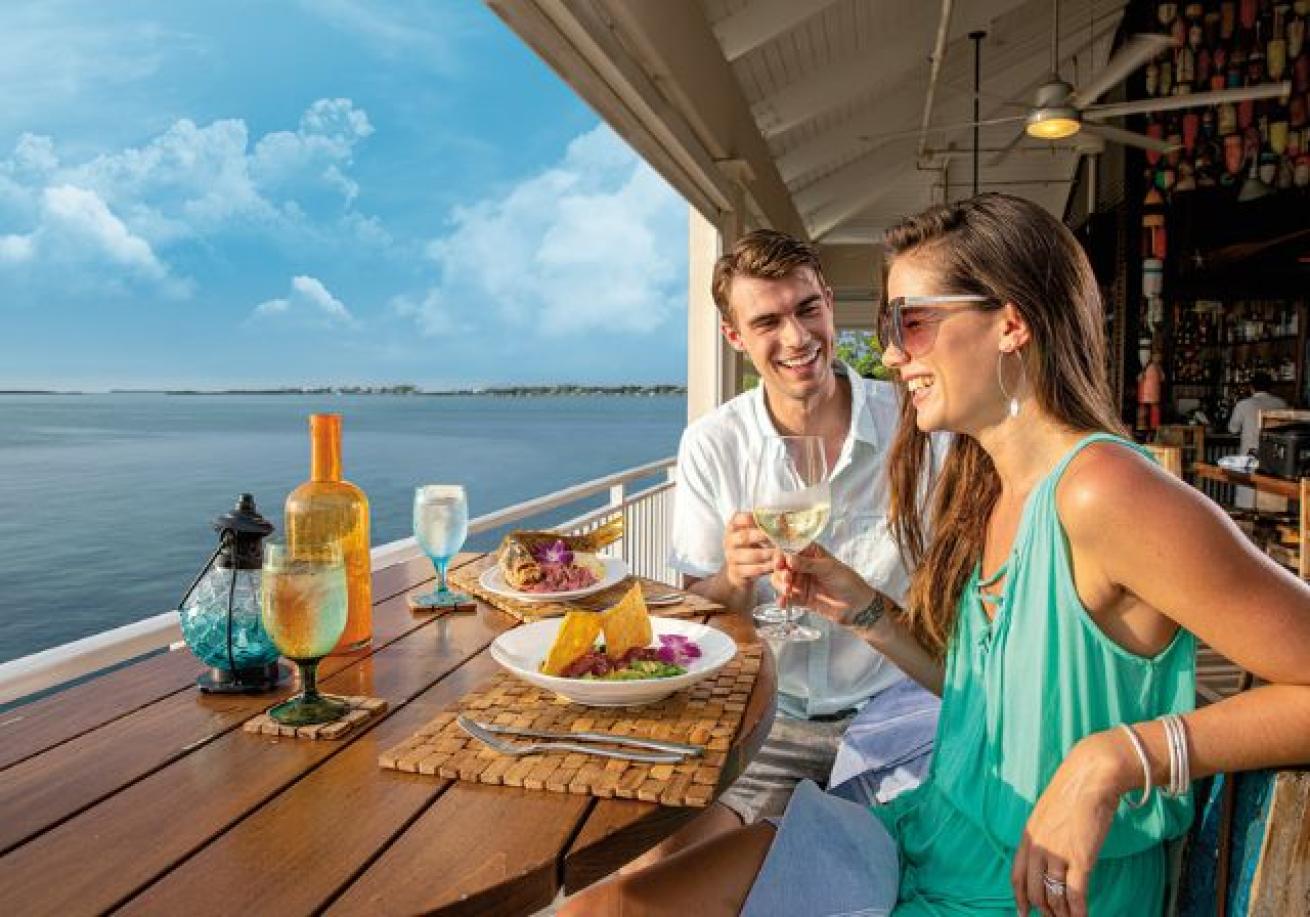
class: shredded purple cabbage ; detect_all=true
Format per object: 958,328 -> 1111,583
656,634 -> 702,666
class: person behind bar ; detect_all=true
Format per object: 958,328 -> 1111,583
1228,370 -> 1287,509
654,229 -> 942,856
562,194 -> 1310,917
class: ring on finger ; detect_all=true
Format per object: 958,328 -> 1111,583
1042,872 -> 1067,898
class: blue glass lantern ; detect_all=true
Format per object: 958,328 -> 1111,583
177,494 -> 284,693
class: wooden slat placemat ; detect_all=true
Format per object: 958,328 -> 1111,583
378,646 -> 762,807
448,553 -> 724,622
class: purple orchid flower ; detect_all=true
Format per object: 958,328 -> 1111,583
656,634 -> 702,666
532,539 -> 573,565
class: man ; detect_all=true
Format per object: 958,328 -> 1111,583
1229,370 -> 1288,509
664,229 -> 939,849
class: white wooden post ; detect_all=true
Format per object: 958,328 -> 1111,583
687,205 -> 740,423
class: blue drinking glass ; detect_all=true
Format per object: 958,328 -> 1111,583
412,485 -> 472,608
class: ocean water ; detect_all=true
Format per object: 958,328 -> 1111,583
0,393 -> 686,663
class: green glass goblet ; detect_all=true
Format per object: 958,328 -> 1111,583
260,541 -> 350,726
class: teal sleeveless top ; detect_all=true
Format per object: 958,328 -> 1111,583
875,434 -> 1196,915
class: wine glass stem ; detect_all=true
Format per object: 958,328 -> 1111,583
298,660 -> 321,701
435,556 -> 450,596
778,552 -> 795,636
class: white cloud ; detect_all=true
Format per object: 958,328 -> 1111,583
41,185 -> 166,278
0,234 -> 34,263
406,124 -> 686,337
389,288 -> 468,336
0,98 -> 380,288
11,133 -> 58,174
251,98 -> 373,205
53,118 -> 266,244
0,183 -> 166,280
251,274 -> 357,327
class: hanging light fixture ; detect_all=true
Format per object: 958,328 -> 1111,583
1026,79 -> 1082,140
1025,1 -> 1081,141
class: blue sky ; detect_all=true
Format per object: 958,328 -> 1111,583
0,0 -> 690,390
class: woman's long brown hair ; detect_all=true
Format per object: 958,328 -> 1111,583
885,194 -> 1125,659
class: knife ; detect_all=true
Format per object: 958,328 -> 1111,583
457,715 -> 686,764
465,718 -> 705,756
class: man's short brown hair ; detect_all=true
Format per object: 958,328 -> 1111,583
711,229 -> 826,324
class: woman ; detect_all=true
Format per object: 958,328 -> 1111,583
561,194 -> 1310,917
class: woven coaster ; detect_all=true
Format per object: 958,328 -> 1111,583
244,695 -> 388,740
406,593 -> 478,615
378,646 -> 763,807
448,554 -> 724,622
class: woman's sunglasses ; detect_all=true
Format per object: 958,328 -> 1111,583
876,294 -> 1001,357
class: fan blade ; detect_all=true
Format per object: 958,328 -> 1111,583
1071,33 -> 1176,108
858,115 -> 1025,145
1085,82 -> 1292,119
986,127 -> 1029,168
1080,121 -> 1179,154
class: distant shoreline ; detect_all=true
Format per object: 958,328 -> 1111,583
2,385 -> 686,397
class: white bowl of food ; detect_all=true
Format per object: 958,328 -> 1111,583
489,616 -> 738,706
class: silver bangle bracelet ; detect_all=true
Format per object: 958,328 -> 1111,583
1117,723 -> 1153,809
1160,714 -> 1190,797
1162,715 -> 1179,796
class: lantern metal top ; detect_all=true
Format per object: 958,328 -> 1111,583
213,493 -> 275,538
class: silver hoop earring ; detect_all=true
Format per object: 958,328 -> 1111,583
997,350 -> 1023,419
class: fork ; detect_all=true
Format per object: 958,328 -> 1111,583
457,715 -> 686,763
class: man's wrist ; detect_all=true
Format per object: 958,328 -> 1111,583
707,566 -> 755,613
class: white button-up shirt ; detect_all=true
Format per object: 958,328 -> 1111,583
670,363 -> 937,718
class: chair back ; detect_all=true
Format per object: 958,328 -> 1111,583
1173,768 -> 1310,916
1157,424 -> 1206,482
1145,443 -> 1184,479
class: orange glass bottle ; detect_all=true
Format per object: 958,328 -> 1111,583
284,414 -> 371,652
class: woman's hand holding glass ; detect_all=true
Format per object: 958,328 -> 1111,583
750,435 -> 830,642
413,484 -> 472,608
770,544 -> 876,626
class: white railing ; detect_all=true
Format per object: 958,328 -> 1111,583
0,457 -> 678,706
559,480 -> 678,585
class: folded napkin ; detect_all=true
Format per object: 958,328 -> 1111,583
1218,453 -> 1259,473
827,677 -> 939,805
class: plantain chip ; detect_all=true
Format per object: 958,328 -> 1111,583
600,583 -> 653,660
540,611 -> 602,676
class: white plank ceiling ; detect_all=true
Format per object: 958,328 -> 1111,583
702,0 -> 1130,242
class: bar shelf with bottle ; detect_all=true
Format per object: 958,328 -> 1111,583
1166,297 -> 1306,430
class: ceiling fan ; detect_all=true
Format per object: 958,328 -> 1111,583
863,0 -> 1292,163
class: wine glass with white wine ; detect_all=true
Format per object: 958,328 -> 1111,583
750,435 -> 830,642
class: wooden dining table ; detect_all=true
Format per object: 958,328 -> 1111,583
0,551 -> 776,916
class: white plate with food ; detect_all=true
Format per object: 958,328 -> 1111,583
489,591 -> 737,706
485,523 -> 629,603
478,555 -> 629,603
